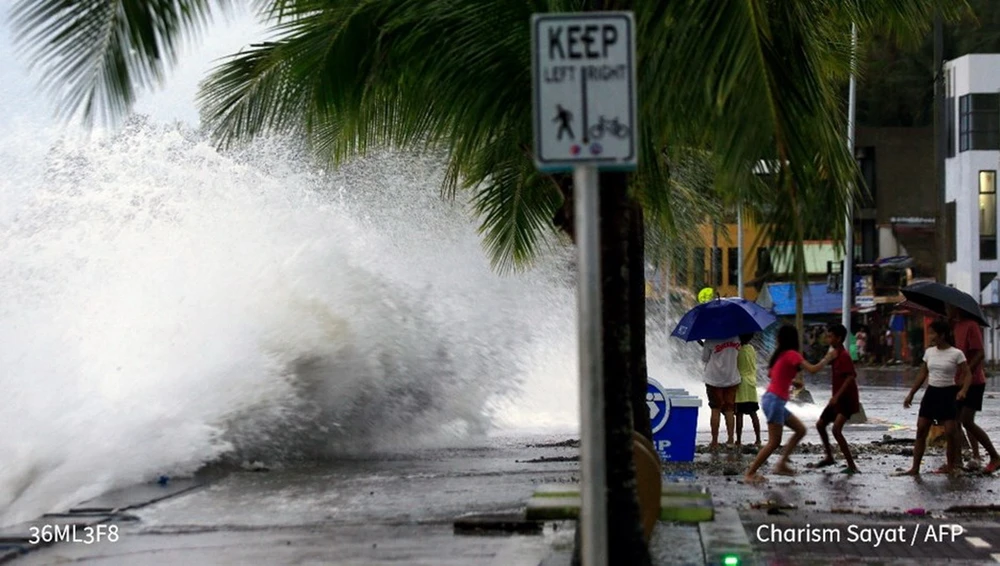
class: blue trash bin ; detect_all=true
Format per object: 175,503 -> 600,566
647,379 -> 702,462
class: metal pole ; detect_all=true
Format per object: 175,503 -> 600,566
934,13 -> 947,283
842,22 -> 857,330
574,164 -> 607,566
737,203 -> 744,299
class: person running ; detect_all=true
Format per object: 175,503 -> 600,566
948,306 -> 1000,473
744,325 -> 835,484
735,333 -> 762,446
808,324 -> 861,474
701,336 -> 742,451
894,320 -> 971,476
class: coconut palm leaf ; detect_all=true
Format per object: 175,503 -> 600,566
10,0 -> 229,126
11,0 -> 971,278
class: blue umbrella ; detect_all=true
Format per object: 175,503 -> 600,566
671,298 -> 777,342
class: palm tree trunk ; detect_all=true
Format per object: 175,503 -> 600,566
599,171 -> 653,564
630,200 -> 652,441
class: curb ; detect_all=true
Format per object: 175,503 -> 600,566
0,478 -> 206,563
525,483 -> 713,523
699,505 -> 757,566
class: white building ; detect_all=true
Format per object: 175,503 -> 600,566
945,54 -> 1000,359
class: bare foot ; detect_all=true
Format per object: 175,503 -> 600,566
773,464 -> 797,476
744,473 -> 768,484
708,442 -> 719,453
806,457 -> 836,469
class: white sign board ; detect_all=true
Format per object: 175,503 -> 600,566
531,12 -> 637,172
855,295 -> 875,310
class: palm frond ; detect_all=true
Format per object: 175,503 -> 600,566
195,0 -> 964,276
10,0 -> 228,127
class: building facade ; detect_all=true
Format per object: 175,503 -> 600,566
854,127 -> 938,276
944,54 -> 1000,361
944,54 -> 1000,302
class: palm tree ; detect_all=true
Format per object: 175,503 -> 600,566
10,0 -> 969,562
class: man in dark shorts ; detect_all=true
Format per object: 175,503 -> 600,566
949,306 -> 1000,473
808,324 -> 860,473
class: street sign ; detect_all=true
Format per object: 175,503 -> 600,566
531,12 -> 637,172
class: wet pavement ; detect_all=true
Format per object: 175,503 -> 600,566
10,437 -> 581,565
684,369 -> 1000,565
12,370 -> 1000,565
687,370 -> 1000,512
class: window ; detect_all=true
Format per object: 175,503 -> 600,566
982,272 -> 997,294
693,247 -> 705,289
756,247 -> 772,276
947,201 -> 957,263
981,171 -> 997,260
711,247 -> 723,287
674,246 -> 688,287
947,96 -> 956,157
727,248 -> 739,287
959,94 -> 1000,152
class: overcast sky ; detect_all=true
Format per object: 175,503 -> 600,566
0,5 -> 266,129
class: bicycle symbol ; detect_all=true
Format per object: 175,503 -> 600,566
588,116 -> 630,140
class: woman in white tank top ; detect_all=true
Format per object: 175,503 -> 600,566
894,320 -> 971,476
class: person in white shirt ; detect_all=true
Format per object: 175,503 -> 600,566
894,320 -> 972,476
702,336 -> 742,450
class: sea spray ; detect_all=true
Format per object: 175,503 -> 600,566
0,118 -> 573,524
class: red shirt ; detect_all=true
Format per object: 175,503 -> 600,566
830,344 -> 859,404
953,319 -> 986,385
767,350 -> 803,401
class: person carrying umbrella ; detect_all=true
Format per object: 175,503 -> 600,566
702,335 -> 741,450
670,297 -> 778,452
900,281 -> 999,473
948,305 -> 1000,473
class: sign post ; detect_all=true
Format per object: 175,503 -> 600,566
532,12 -> 637,566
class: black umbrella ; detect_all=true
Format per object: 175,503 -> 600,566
900,281 -> 988,326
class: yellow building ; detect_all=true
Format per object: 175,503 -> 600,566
665,220 -> 764,302
647,217 -> 851,304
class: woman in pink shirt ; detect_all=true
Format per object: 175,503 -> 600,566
745,325 -> 835,484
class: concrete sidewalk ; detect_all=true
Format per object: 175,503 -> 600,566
0,437 -> 736,566
9,430 -> 998,565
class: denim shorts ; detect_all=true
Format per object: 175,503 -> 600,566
760,392 -> 791,425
